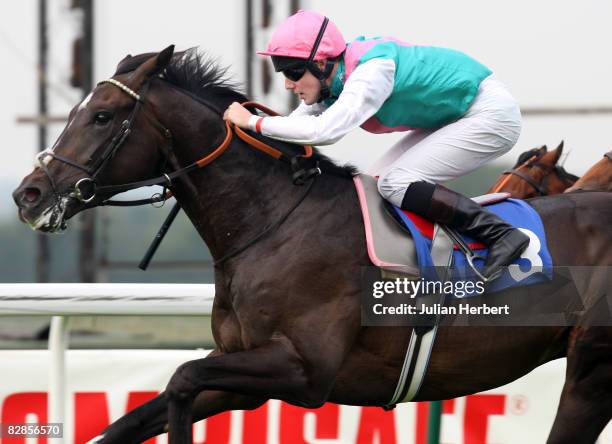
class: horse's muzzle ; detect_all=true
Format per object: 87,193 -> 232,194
12,179 -> 69,233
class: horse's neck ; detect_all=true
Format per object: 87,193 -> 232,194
158,93 -> 301,259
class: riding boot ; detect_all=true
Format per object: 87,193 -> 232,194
400,181 -> 530,281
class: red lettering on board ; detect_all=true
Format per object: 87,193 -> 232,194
464,394 -> 506,444
243,402 -> 268,444
74,392 -> 110,444
355,406 -> 397,444
1,392 -> 48,444
280,403 -> 339,443
195,412 -> 231,444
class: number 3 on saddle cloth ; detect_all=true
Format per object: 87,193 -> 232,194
353,175 -> 553,294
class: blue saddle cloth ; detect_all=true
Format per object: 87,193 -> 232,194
392,198 -> 553,295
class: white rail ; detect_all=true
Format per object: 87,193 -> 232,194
0,283 -> 215,443
0,283 -> 215,315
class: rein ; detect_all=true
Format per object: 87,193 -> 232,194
47,76 -> 321,268
40,77 -> 317,205
78,102 -> 317,203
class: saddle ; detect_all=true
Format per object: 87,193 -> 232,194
354,174 -> 553,293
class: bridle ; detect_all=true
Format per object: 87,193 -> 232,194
37,77 -> 318,207
35,79 -> 163,205
37,74 -> 321,267
492,155 -> 574,196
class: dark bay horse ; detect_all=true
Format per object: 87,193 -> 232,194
488,142 -> 579,197
12,47 -> 612,444
566,150 -> 612,192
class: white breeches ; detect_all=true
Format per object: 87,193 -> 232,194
370,74 -> 522,207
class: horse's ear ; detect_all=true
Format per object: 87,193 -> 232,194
130,45 -> 175,88
542,141 -> 564,165
156,45 -> 175,72
117,54 -> 132,67
539,145 -> 548,154
552,140 -> 564,163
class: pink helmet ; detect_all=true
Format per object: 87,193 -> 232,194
257,10 -> 346,60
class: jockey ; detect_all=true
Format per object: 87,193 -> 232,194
223,10 -> 529,281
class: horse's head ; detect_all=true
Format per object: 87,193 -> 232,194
489,141 -> 578,198
13,46 -> 176,232
565,150 -> 612,192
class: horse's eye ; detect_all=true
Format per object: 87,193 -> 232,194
94,111 -> 113,125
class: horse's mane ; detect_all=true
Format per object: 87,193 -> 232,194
116,48 -> 357,178
556,166 -> 580,184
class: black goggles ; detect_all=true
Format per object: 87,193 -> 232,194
272,56 -> 310,82
282,64 -> 308,82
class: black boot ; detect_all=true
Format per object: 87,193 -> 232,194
401,182 -> 530,281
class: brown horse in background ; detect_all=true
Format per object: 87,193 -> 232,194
12,47 -> 612,444
566,150 -> 612,192
488,142 -> 578,198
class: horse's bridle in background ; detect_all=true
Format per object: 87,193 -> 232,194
491,155 -> 573,196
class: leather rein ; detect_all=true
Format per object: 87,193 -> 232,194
41,77 -> 322,268
42,78 -> 317,206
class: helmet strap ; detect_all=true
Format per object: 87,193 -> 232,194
304,17 -> 336,103
307,60 -> 336,102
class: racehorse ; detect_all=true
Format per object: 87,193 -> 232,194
488,142 -> 579,198
565,150 -> 612,192
12,47 -> 612,444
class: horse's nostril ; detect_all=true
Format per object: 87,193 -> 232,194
22,187 -> 42,205
13,187 -> 42,207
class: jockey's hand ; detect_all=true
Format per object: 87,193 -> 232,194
223,102 -> 253,128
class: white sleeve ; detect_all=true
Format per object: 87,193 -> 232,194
247,100 -> 323,130
254,58 -> 396,145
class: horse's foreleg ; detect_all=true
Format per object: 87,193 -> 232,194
547,326 -> 612,444
91,347 -> 266,444
92,390 -> 266,443
88,393 -> 167,444
165,337 -> 342,444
